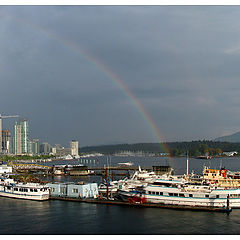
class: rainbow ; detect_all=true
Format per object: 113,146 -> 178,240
4,13 -> 172,158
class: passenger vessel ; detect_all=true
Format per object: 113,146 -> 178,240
0,177 -> 49,201
118,178 -> 240,208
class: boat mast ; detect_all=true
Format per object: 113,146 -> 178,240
186,150 -> 189,176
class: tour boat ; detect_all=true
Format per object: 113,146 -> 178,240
0,177 -> 49,201
118,178 -> 240,208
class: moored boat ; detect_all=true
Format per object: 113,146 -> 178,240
0,177 -> 49,201
118,178 -> 240,208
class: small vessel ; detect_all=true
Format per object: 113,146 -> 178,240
0,177 -> 49,201
117,162 -> 133,166
196,156 -> 212,159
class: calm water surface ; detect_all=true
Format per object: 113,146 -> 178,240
1,156 -> 240,234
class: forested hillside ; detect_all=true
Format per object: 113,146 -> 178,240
80,141 -> 240,157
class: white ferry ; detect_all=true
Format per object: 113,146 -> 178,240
0,177 -> 49,201
118,178 -> 240,208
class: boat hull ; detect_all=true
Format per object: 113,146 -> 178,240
118,189 -> 240,208
0,191 -> 49,201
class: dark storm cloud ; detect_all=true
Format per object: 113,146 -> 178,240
1,6 -> 240,146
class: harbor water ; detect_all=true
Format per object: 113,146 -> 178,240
1,156 -> 240,234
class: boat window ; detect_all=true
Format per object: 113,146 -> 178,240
160,192 -> 163,195
153,182 -> 171,187
156,192 -> 159,195
51,188 -> 55,192
179,193 -> 185,197
24,189 -> 28,192
73,188 -> 78,193
7,186 -> 11,190
173,193 -> 178,196
148,191 -> 151,194
14,188 -> 18,191
169,193 -> 173,196
189,194 -> 193,197
30,189 -> 33,192
152,191 -> 155,195
205,195 -> 209,198
34,189 -> 38,192
216,195 -> 219,198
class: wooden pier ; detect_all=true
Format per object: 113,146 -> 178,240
49,196 -> 232,213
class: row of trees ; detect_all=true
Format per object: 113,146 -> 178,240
0,154 -> 54,162
80,140 -> 240,157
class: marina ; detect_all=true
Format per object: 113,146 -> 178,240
1,156 -> 240,213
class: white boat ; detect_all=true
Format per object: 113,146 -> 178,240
117,162 -> 133,166
118,178 -> 240,208
0,177 -> 49,201
99,166 -> 171,195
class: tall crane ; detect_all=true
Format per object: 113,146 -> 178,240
0,114 -> 19,153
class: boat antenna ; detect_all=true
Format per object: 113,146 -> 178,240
186,150 -> 189,176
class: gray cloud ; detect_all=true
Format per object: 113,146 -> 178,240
1,6 -> 240,146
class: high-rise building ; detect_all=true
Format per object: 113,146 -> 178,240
28,139 -> 40,155
70,140 -> 79,157
14,119 -> 29,155
31,139 -> 40,155
2,130 -> 11,154
40,142 -> 52,154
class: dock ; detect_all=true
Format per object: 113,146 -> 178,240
49,196 -> 232,213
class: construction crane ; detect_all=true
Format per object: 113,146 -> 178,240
0,114 -> 19,153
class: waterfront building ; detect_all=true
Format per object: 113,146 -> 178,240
46,182 -> 98,198
2,130 -> 11,154
51,147 -> 57,155
14,119 -> 29,155
70,140 -> 79,157
56,147 -> 71,157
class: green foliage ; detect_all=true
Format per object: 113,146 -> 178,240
80,140 -> 240,157
0,154 -> 53,161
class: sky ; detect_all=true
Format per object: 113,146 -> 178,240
1,6 -> 240,147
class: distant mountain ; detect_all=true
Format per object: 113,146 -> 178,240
214,131 -> 240,143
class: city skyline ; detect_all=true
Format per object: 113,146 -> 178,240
1,6 -> 240,146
